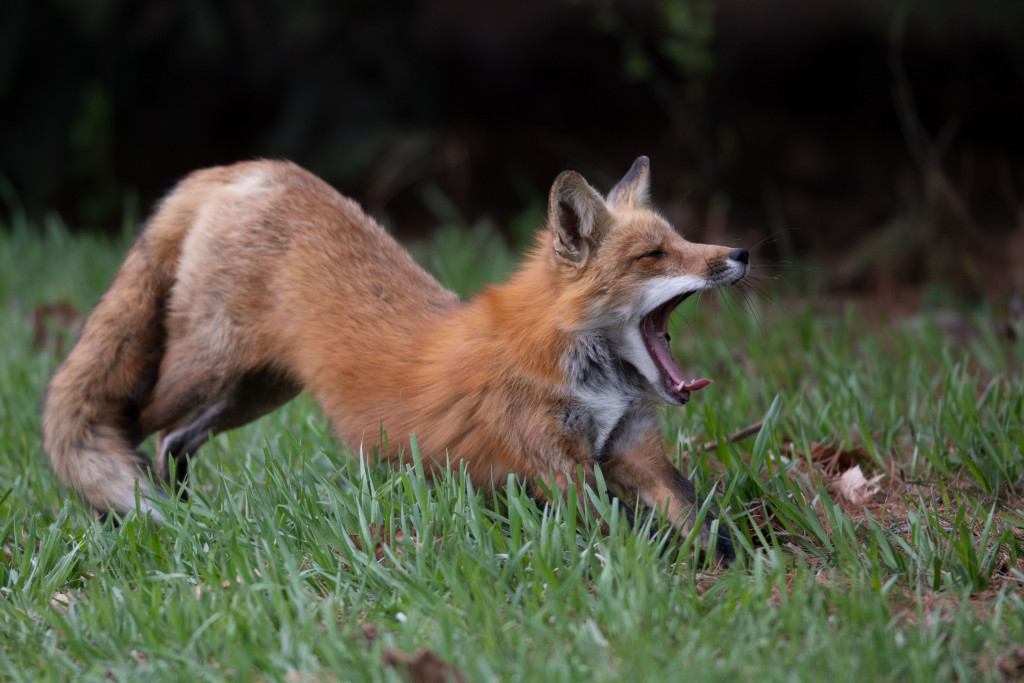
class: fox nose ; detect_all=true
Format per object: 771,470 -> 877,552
729,248 -> 749,265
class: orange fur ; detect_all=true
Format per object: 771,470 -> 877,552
42,157 -> 748,563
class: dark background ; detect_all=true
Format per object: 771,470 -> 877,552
3,0 -> 1023,302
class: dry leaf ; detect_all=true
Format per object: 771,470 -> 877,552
998,646 -> 1024,679
30,301 -> 82,354
335,523 -> 414,570
382,647 -> 466,683
284,671 -> 336,682
51,592 -> 71,611
808,442 -> 872,476
835,465 -> 884,505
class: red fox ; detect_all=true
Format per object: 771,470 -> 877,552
42,157 -> 749,563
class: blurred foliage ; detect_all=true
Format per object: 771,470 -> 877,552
576,0 -> 715,85
1,0 -> 1023,298
0,0 -> 720,230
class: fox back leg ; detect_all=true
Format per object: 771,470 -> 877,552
137,301 -> 301,490
142,366 -> 300,490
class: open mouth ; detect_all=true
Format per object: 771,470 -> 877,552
639,293 -> 712,403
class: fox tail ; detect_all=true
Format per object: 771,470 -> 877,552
42,204 -> 190,519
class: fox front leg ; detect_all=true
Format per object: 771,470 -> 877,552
601,427 -> 735,565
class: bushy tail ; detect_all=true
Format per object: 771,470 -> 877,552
42,210 -> 189,519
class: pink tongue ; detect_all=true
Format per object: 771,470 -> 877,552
642,314 -> 713,397
678,378 -> 713,392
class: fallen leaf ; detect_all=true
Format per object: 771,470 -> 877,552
30,301 -> 82,354
998,646 -> 1024,679
382,647 -> 466,683
334,523 -> 413,570
51,592 -> 71,611
284,671 -> 336,682
807,442 -> 872,476
835,465 -> 884,505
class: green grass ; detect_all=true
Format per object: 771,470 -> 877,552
2,220 -> 1023,681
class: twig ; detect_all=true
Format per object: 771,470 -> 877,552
685,420 -> 764,454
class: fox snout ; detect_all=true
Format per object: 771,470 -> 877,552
708,246 -> 750,286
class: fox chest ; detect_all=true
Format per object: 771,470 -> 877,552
560,332 -> 649,456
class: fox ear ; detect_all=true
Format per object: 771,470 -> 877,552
606,156 -> 651,208
548,171 -> 610,266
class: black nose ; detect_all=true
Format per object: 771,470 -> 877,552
729,248 -> 749,265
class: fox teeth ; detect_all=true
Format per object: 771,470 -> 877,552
676,380 -> 689,392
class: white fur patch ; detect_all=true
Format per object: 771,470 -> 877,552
618,275 -> 708,320
575,384 -> 631,452
230,169 -> 270,196
560,331 -> 646,453
612,406 -> 660,450
612,326 -> 661,391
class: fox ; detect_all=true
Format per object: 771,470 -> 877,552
42,156 -> 749,564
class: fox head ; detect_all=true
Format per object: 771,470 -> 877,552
546,156 -> 749,406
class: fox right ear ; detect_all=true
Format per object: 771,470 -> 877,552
548,171 -> 610,267
606,156 -> 651,208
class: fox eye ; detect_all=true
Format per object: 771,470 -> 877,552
637,249 -> 667,260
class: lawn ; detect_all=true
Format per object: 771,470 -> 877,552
1,219 -> 1022,682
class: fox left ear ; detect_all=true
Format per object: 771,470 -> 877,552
606,156 -> 651,208
548,170 -> 610,266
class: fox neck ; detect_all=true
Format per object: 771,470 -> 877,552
560,329 -> 649,453
476,251 -> 651,455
